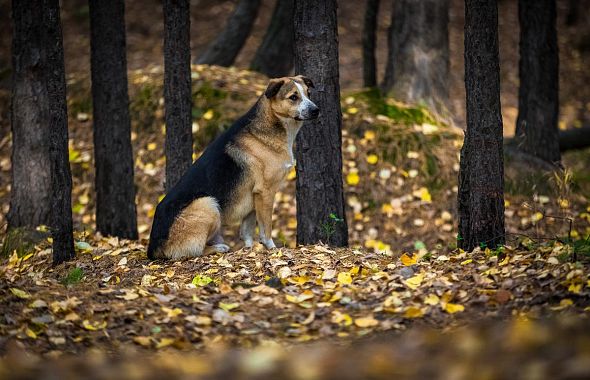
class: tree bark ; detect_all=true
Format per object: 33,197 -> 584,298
10,0 -> 74,263
89,0 -> 138,239
9,0 -> 52,229
514,0 -> 560,164
163,0 -> 193,191
294,0 -> 348,247
196,0 -> 261,67
45,0 -> 75,264
458,0 -> 505,251
250,0 -> 294,78
382,0 -> 449,111
362,0 -> 380,88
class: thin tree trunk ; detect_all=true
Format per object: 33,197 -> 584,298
45,0 -> 75,264
515,0 -> 560,164
89,0 -> 138,239
250,0 -> 294,78
9,0 -> 52,229
558,126 -> 590,151
294,0 -> 348,247
362,0 -> 380,87
382,0 -> 449,111
163,0 -> 193,191
566,0 -> 580,26
196,0 -> 261,67
458,0 -> 505,251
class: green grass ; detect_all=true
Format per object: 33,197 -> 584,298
0,228 -> 44,258
350,88 -> 438,126
61,267 -> 84,286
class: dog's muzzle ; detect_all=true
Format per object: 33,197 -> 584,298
298,103 -> 320,120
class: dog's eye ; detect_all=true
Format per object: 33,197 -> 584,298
289,94 -> 299,101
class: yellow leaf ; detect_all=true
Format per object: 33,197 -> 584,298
156,338 -> 176,349
499,256 -> 510,266
133,336 -> 152,347
460,259 -> 472,265
550,298 -> 573,310
82,320 -> 107,331
286,290 -> 314,304
147,142 -> 157,151
10,288 -> 31,299
366,154 -> 379,165
346,172 -> 360,186
569,283 -> 582,294
400,253 -> 417,266
404,306 -> 425,318
412,187 -> 432,203
337,272 -> 353,285
354,316 -> 379,328
424,294 -> 440,305
162,307 -> 183,318
203,109 -> 214,120
331,311 -> 353,326
404,273 -> 424,290
347,107 -> 358,114
364,130 -> 375,140
219,302 -> 240,311
443,303 -> 465,314
25,328 -> 37,339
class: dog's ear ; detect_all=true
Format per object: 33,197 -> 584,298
297,75 -> 315,89
265,79 -> 285,99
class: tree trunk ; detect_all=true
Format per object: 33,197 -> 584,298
196,0 -> 261,67
566,0 -> 580,26
514,0 -> 560,164
458,0 -> 505,251
89,0 -> 138,239
9,0 -> 52,229
45,0 -> 75,264
163,0 -> 193,191
382,0 -> 449,111
362,0 -> 380,88
559,126 -> 590,151
294,0 -> 348,247
10,0 -> 74,263
250,0 -> 294,78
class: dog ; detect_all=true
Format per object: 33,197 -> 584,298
147,75 -> 319,260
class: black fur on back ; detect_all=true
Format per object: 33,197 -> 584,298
147,100 -> 261,259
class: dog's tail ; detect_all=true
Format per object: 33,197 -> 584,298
149,196 -> 221,260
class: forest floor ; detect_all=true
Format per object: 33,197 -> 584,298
0,66 -> 590,377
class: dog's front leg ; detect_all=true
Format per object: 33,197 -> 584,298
239,211 -> 256,248
253,190 -> 276,250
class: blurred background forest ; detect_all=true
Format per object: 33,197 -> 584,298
1,0 -> 590,131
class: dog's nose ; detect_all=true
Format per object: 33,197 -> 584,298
310,106 -> 320,118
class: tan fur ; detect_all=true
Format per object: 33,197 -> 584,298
157,196 -> 221,260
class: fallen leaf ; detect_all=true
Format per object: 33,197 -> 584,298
337,272 -> 353,285
192,274 -> 213,287
10,288 -> 31,299
133,336 -> 152,347
354,316 -> 379,328
400,253 -> 418,266
404,273 -> 424,290
443,303 -> 465,314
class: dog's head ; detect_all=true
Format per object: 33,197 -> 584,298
264,75 -> 320,121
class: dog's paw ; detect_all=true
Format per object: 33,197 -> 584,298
261,238 -> 276,250
242,238 -> 254,249
212,243 -> 230,253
